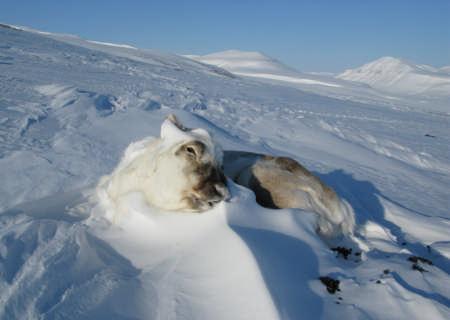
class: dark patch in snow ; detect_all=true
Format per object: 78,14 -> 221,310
331,247 -> 352,260
408,255 -> 433,265
94,94 -> 117,116
412,263 -> 428,272
408,255 -> 433,273
319,276 -> 341,294
317,170 -> 450,274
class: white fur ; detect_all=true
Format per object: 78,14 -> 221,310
313,196 -> 356,238
96,117 -> 354,239
96,117 -> 223,221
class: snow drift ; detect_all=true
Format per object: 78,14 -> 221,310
1,24 -> 449,319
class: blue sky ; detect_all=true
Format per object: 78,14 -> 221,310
1,0 -> 449,72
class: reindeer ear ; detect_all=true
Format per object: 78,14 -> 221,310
161,114 -> 189,140
167,114 -> 187,131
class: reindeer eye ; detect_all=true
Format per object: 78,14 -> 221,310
186,146 -> 196,156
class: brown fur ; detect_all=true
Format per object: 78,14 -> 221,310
170,124 -> 228,211
188,164 -> 227,210
253,157 -> 338,210
223,151 -> 340,215
175,140 -> 206,160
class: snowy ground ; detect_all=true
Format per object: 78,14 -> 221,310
0,24 -> 449,319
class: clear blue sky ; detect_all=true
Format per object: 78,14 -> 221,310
1,0 -> 449,72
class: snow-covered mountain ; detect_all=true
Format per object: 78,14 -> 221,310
1,24 -> 450,320
188,51 -> 450,112
188,50 -> 345,88
187,50 -> 299,75
337,57 -> 450,97
440,66 -> 450,74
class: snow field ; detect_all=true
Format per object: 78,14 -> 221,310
0,24 -> 449,319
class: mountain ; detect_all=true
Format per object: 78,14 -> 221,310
337,57 -> 450,97
188,51 -> 450,112
1,24 -> 450,320
440,66 -> 450,74
188,50 -> 344,88
188,50 -> 301,76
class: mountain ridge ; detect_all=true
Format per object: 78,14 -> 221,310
337,56 -> 450,96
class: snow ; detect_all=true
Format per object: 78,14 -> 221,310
1,23 -> 449,319
440,66 -> 450,74
189,50 -> 301,75
87,40 -> 137,50
189,50 -> 343,88
232,73 -> 342,87
337,57 -> 450,99
187,50 -> 450,113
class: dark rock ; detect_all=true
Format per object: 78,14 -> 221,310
412,263 -> 427,273
319,276 -> 341,294
408,256 -> 432,265
331,247 -> 352,260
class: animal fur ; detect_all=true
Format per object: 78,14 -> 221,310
96,115 -> 228,220
96,114 -> 354,238
223,151 -> 355,237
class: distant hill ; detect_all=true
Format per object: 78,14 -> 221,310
337,57 -> 450,97
188,50 -> 344,88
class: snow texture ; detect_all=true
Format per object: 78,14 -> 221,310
0,24 -> 449,319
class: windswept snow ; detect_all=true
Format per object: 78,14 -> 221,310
87,40 -> 137,50
1,24 -> 450,319
231,72 -> 342,87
